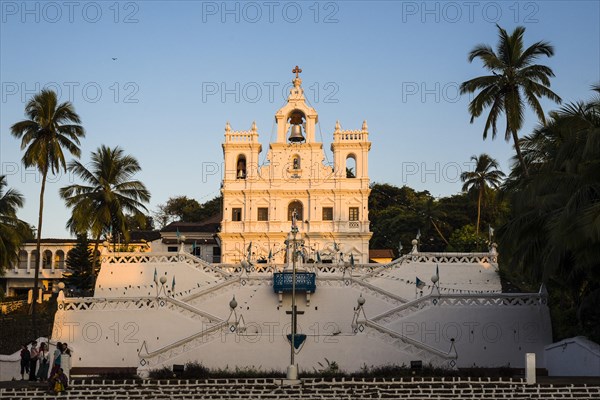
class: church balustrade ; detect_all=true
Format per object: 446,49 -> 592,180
335,130 -> 368,141
388,252 -> 498,266
355,320 -> 457,367
59,296 -> 222,324
100,252 -> 231,279
138,320 -> 228,370
348,221 -> 360,229
371,293 -> 547,325
225,131 -> 257,143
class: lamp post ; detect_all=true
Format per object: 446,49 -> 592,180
287,214 -> 300,380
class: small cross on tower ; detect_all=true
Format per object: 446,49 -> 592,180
292,65 -> 302,78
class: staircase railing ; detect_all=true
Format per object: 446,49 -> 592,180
371,292 -> 547,325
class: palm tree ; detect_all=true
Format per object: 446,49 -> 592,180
60,145 -> 151,269
499,85 -> 600,342
460,24 -> 562,177
460,154 -> 505,235
10,89 -> 84,332
0,176 -> 30,272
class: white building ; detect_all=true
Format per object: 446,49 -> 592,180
1,239 -> 76,297
219,69 -> 372,264
1,236 -> 154,298
545,336 -> 600,376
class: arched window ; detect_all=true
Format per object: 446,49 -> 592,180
54,250 -> 65,269
288,200 -> 304,221
43,250 -> 53,269
31,250 -> 39,269
236,154 -> 247,179
292,155 -> 301,170
18,250 -> 28,269
346,154 -> 356,178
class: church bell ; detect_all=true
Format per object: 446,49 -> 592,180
288,124 -> 305,142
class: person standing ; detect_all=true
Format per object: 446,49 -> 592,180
49,342 -> 62,377
61,343 -> 72,381
19,344 -> 30,380
37,342 -> 50,381
28,341 -> 39,381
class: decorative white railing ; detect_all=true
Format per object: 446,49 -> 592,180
58,296 -> 223,324
181,276 -> 241,302
348,221 -> 360,229
353,319 -> 456,367
225,131 -> 259,143
215,263 -> 381,277
371,293 -> 547,325
101,252 -> 232,279
335,130 -> 368,141
402,252 -> 497,264
138,321 -> 229,370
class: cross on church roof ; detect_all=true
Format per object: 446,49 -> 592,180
292,65 -> 302,78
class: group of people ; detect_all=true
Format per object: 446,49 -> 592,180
19,341 -> 71,393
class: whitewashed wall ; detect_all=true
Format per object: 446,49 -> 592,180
41,252 -> 554,376
545,337 -> 600,376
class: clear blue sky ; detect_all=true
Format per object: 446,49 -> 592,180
1,0 -> 599,238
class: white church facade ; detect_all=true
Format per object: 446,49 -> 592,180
219,68 -> 372,264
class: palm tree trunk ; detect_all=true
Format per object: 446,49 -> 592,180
91,233 -> 101,277
476,187 -> 482,236
512,129 -> 530,178
31,169 -> 47,339
430,218 -> 449,245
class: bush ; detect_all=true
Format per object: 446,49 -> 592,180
181,362 -> 210,379
148,367 -> 174,380
99,371 -> 140,380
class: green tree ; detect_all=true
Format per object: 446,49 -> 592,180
10,89 -> 85,333
447,225 -> 488,252
124,213 -> 154,231
369,184 -> 442,253
0,176 -> 31,273
460,154 -> 505,235
154,195 -> 222,228
460,25 -> 561,177
60,145 -> 150,269
499,85 -> 600,342
62,233 -> 96,296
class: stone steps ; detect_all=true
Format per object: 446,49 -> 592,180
1,378 -> 599,400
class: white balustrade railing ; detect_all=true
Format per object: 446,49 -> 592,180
403,252 -> 498,264
364,319 -> 456,359
371,293 -> 547,325
336,130 -> 367,141
138,320 -> 228,370
101,252 -> 232,279
58,296 -> 223,325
